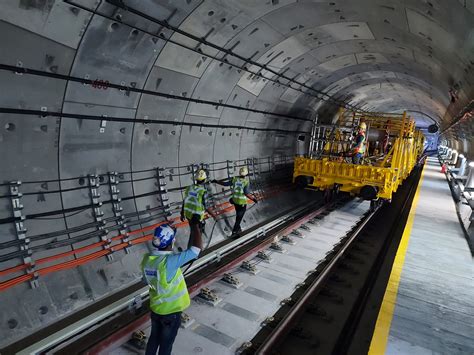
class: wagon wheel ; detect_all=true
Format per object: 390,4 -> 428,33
324,188 -> 333,203
370,198 -> 384,211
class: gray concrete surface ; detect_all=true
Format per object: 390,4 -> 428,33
386,158 -> 474,355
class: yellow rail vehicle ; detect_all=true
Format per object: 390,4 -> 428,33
294,110 -> 425,201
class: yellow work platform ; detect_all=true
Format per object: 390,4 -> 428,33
294,110 -> 425,200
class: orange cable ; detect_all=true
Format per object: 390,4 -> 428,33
0,186 -> 289,291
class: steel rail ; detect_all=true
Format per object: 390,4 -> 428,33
256,207 -> 378,354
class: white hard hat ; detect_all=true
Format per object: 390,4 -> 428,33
239,166 -> 248,176
196,169 -> 207,181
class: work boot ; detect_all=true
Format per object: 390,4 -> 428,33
231,227 -> 242,238
128,330 -> 147,350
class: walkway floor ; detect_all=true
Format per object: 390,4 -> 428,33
369,157 -> 474,355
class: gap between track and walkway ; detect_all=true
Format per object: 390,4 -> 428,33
368,164 -> 426,355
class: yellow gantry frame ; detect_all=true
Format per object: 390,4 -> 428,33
294,109 -> 425,200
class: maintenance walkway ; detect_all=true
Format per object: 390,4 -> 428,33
369,157 -> 474,355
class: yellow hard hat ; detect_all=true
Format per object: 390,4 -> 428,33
359,122 -> 367,130
239,166 -> 248,176
196,169 -> 207,181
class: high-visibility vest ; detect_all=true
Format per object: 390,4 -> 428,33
141,254 -> 190,315
354,132 -> 366,154
183,184 -> 206,220
359,133 -> 366,154
231,177 -> 249,205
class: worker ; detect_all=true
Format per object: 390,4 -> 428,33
212,166 -> 258,236
181,169 -> 215,244
350,122 -> 367,164
141,224 -> 202,355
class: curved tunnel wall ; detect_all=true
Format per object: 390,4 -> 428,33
0,0 -> 473,346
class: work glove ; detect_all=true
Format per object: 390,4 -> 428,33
252,199 -> 258,204
180,212 -> 185,222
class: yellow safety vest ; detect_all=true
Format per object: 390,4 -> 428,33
141,254 -> 190,315
231,177 -> 249,205
183,184 -> 206,220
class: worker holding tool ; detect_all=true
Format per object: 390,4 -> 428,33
350,122 -> 367,164
141,224 -> 202,355
212,166 -> 258,237
181,169 -> 215,244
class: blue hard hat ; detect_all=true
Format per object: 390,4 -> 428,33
152,224 -> 176,249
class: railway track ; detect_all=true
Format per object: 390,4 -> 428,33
3,195 -> 331,354
248,165 -> 422,355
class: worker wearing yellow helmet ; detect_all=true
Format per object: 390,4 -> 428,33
181,169 -> 215,243
212,166 -> 258,237
350,122 -> 367,164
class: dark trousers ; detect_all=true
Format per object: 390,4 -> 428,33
145,312 -> 181,355
352,153 -> 363,165
233,204 -> 247,233
187,214 -> 203,248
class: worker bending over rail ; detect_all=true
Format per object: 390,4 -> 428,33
350,122 -> 367,164
212,166 -> 258,237
141,224 -> 202,355
181,169 -> 215,245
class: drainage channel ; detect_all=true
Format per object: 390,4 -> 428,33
249,166 -> 423,355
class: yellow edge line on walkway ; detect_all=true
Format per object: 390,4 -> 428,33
368,164 -> 426,355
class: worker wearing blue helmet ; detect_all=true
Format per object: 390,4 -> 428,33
141,224 -> 202,355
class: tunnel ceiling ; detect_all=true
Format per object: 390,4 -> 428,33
1,1 -> 473,132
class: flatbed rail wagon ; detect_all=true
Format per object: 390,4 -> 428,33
293,109 -> 425,201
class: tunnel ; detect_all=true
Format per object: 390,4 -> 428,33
0,1 -> 473,354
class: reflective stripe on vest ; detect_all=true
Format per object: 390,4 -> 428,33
353,133 -> 366,154
183,184 -> 206,220
359,133 -> 366,154
232,177 -> 249,205
141,254 -> 190,315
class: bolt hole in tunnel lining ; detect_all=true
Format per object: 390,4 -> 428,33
5,123 -> 15,131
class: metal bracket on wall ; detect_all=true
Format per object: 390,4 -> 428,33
248,157 -> 264,200
226,160 -> 233,179
190,164 -> 198,183
155,167 -> 170,219
108,172 -> 131,254
9,181 -> 39,288
88,175 -> 113,261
